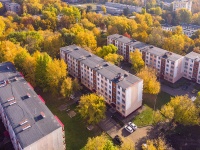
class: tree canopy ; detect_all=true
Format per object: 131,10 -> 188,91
137,67 -> 160,95
78,93 -> 106,124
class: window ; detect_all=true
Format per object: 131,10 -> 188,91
117,96 -> 120,100
122,100 -> 125,104
118,91 -> 120,94
122,89 -> 125,92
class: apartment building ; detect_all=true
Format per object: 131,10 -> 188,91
5,2 -> 21,13
173,0 -> 192,11
161,24 -> 200,37
184,52 -> 200,84
0,62 -> 65,150
107,34 -> 184,83
60,45 -> 143,117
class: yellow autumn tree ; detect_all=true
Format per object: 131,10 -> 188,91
46,59 -> 67,95
60,77 -> 73,98
104,53 -> 124,65
137,67 -> 160,95
130,49 -> 145,72
142,137 -> 169,150
78,93 -> 106,124
160,95 -> 199,125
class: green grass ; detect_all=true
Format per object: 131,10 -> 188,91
38,91 -> 102,150
143,91 -> 172,110
133,92 -> 172,127
133,105 -> 154,127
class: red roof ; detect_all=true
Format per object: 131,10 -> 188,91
54,116 -> 64,128
38,95 -> 45,104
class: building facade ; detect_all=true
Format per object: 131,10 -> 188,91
60,45 -> 143,117
173,0 -> 192,11
107,34 -> 184,83
5,2 -> 21,13
0,62 -> 65,150
161,24 -> 200,37
183,52 -> 200,84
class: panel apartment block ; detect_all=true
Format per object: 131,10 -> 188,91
0,62 -> 65,150
60,45 -> 143,117
184,52 -> 200,84
107,34 -> 184,83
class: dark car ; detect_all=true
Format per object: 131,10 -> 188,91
113,135 -> 123,145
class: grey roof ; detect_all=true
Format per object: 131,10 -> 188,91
185,52 -> 200,61
0,62 -> 62,149
61,45 -> 142,89
108,34 -> 183,61
107,34 -> 132,44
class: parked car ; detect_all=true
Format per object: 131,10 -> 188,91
128,122 -> 137,130
124,125 -> 134,133
70,95 -> 75,99
192,89 -> 198,94
113,135 -> 123,146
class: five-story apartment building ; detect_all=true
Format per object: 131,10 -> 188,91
107,34 -> 184,83
60,45 -> 143,117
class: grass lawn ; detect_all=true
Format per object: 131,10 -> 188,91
133,105 -> 153,127
133,91 -> 172,127
143,91 -> 172,110
38,91 -> 102,150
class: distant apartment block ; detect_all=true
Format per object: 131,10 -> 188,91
162,24 -> 200,37
96,2 -> 142,15
60,45 -> 143,117
0,62 -> 65,150
5,2 -> 21,13
107,34 -> 184,83
184,52 -> 200,84
173,0 -> 192,11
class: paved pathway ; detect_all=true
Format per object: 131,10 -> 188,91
161,84 -> 197,101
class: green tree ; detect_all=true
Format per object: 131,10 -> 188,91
72,78 -> 82,94
137,67 -> 160,95
194,92 -> 200,109
14,49 -> 30,72
35,52 -> 52,90
97,44 -> 118,58
78,93 -> 106,124
62,6 -> 81,21
104,53 -> 124,65
60,77 -> 73,98
46,59 -> 67,95
82,133 -> 117,150
130,49 -> 145,72
176,8 -> 192,24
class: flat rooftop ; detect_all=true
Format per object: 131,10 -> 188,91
0,62 -> 62,149
185,52 -> 200,61
108,34 -> 183,61
61,45 -> 142,89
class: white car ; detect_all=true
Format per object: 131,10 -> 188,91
128,122 -> 137,130
124,125 -> 133,133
